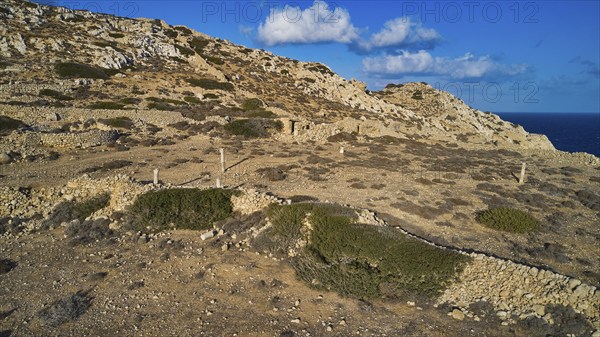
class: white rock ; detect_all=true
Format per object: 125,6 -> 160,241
200,230 -> 215,240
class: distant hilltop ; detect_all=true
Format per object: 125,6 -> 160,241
0,0 -> 554,150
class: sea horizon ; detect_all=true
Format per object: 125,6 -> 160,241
496,112 -> 600,157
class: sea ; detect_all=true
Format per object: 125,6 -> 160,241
496,113 -> 600,157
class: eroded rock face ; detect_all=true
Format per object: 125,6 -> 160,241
373,82 -> 556,150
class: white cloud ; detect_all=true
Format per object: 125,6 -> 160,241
363,51 -> 528,79
356,17 -> 440,52
256,1 -> 359,46
239,25 -> 254,37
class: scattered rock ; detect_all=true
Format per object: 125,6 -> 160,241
451,309 -> 465,321
0,153 -> 12,165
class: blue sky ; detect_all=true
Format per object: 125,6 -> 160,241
37,0 -> 599,113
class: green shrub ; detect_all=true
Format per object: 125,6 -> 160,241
280,69 -> 289,75
241,98 -> 263,111
268,204 -> 312,241
108,32 -> 125,38
203,93 -> 219,99
146,97 -> 187,105
200,54 -> 225,65
307,64 -> 335,76
42,193 -> 110,228
256,203 -> 470,300
170,56 -> 188,64
385,83 -> 404,89
88,101 -> 126,110
183,96 -> 201,104
186,78 -> 234,91
147,102 -> 176,111
93,41 -> 116,48
39,89 -> 73,101
0,61 -> 10,69
126,188 -> 235,232
55,62 -> 108,79
37,290 -> 92,327
22,1 -> 37,8
247,110 -> 276,118
224,119 -> 283,138
164,29 -> 178,38
303,77 -> 316,84
64,14 -> 84,22
174,26 -> 193,35
190,37 -> 210,53
412,90 -> 424,100
175,44 -> 195,57
0,116 -> 27,135
99,116 -> 134,129
476,207 -> 539,233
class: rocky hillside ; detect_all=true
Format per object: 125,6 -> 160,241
0,0 -> 553,150
374,83 -> 555,149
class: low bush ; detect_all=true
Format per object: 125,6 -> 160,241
183,96 -> 201,104
247,110 -> 276,118
175,44 -> 195,57
88,101 -> 126,110
186,78 -> 234,91
201,54 -> 225,65
256,167 -> 286,181
126,188 -> 235,232
146,97 -> 187,105
307,64 -> 335,76
65,218 -> 113,244
164,29 -> 178,38
39,89 -> 73,101
0,116 -> 27,135
170,56 -> 188,64
224,119 -> 282,138
174,26 -> 193,35
189,37 -> 209,53
108,32 -> 125,38
147,102 -> 176,111
0,61 -> 10,69
241,98 -> 263,111
37,290 -> 93,327
0,259 -> 17,274
412,90 -> 424,100
203,93 -> 219,99
98,116 -> 134,129
256,203 -> 470,300
55,62 -> 108,79
476,207 -> 539,233
42,194 -> 110,229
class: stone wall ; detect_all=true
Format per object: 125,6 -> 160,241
438,253 -> 599,329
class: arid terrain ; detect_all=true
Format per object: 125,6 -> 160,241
1,1 -> 599,336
